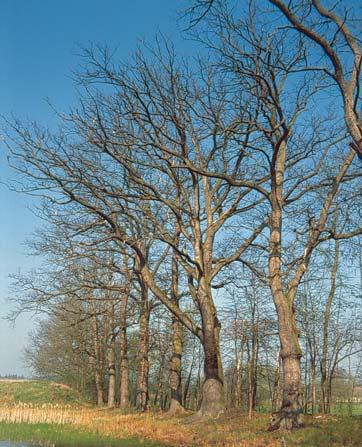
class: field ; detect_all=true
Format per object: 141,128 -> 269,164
0,379 -> 89,406
0,380 -> 361,447
0,422 -> 162,447
331,402 -> 362,416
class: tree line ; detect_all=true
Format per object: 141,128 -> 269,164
5,0 -> 362,431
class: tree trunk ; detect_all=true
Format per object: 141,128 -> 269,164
320,240 -> 339,414
89,352 -> 104,406
234,348 -> 244,408
197,288 -> 225,418
94,368 -> 104,407
136,284 -> 150,412
247,321 -> 258,418
310,361 -> 317,415
119,294 -> 129,409
272,352 -> 281,412
247,341 -> 254,418
269,302 -> 303,430
167,243 -> 185,415
304,343 -> 310,414
107,334 -> 116,408
104,299 -> 116,409
167,318 -> 185,415
268,139 -> 303,431
91,314 -> 104,407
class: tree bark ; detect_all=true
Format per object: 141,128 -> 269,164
94,367 -> 104,407
197,285 -> 225,417
119,294 -> 129,409
89,352 -> 104,407
268,140 -> 304,430
269,301 -> 304,430
136,282 -> 150,412
106,301 -> 116,408
234,348 -> 244,408
320,240 -> 340,414
107,333 -> 116,408
91,313 -> 104,407
167,318 -> 185,415
167,245 -> 185,415
154,350 -> 166,408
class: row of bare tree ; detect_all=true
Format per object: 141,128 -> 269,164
6,0 -> 362,430
22,248 -> 361,416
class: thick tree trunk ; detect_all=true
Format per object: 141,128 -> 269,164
167,243 -> 185,415
136,285 -> 150,412
119,295 -> 129,409
343,92 -> 362,160
107,335 -> 116,408
119,356 -> 129,409
279,353 -> 303,426
268,139 -> 303,430
269,304 -> 303,430
234,348 -> 244,408
167,318 -> 185,415
89,352 -> 104,406
197,291 -> 225,418
95,369 -> 104,407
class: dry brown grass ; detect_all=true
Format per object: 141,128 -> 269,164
0,402 -> 83,424
0,404 -> 360,447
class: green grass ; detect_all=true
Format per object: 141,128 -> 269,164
330,403 -> 362,416
282,416 -> 362,447
0,380 -> 88,406
0,422 -> 165,446
0,380 -> 360,446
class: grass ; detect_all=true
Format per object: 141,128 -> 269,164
169,412 -> 362,447
2,408 -> 357,447
0,407 -> 361,447
330,402 -> 362,416
0,380 -> 361,446
285,416 -> 362,447
0,422 -> 164,446
0,380 -> 88,406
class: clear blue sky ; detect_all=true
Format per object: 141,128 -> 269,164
0,0 -> 193,376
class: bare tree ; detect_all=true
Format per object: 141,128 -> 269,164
181,1 -> 362,428
185,0 -> 362,159
268,0 -> 362,160
7,43 -> 269,417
